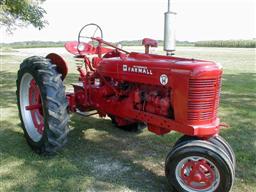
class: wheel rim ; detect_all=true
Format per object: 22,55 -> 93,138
19,73 -> 44,142
175,156 -> 220,192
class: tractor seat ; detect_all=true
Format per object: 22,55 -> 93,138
142,38 -> 158,54
142,38 -> 158,48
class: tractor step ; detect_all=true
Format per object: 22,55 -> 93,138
71,82 -> 84,88
75,109 -> 98,117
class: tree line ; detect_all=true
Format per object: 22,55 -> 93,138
1,41 -> 65,49
1,40 -> 255,49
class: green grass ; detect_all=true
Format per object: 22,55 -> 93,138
0,47 -> 256,191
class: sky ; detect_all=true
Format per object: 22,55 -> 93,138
1,0 -> 255,43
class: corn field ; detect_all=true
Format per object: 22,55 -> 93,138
195,40 -> 256,48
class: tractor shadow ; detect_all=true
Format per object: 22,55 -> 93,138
67,114 -> 176,191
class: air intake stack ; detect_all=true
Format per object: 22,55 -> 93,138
164,0 -> 176,55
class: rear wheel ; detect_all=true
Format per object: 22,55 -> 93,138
17,56 -> 69,155
165,140 -> 234,192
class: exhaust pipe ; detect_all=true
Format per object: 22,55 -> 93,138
164,0 -> 176,55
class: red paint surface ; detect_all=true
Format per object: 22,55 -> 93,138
46,53 -> 68,80
142,38 -> 158,47
54,37 -> 222,137
65,41 -> 112,55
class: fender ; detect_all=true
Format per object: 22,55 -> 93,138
46,53 -> 68,80
65,41 -> 113,55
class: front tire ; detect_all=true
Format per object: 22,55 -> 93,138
165,140 -> 234,192
174,135 -> 236,169
17,56 -> 69,155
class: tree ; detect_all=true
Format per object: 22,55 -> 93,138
0,0 -> 47,33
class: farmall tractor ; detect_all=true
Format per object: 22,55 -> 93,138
16,1 -> 235,192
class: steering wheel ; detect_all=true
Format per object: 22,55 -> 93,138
78,23 -> 103,52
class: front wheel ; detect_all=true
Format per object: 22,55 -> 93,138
17,56 -> 69,155
174,135 -> 236,169
165,140 -> 234,192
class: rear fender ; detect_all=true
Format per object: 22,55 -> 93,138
65,41 -> 113,55
46,53 -> 68,80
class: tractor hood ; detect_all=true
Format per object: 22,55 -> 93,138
97,52 -> 222,86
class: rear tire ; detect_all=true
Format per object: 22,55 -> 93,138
17,56 -> 69,155
165,140 -> 235,192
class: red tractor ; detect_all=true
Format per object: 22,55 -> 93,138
16,23 -> 235,192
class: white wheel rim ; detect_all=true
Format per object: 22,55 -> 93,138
175,156 -> 220,192
19,73 -> 43,142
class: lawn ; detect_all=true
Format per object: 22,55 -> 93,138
0,46 -> 255,192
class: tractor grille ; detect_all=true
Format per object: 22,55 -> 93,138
188,77 -> 221,123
